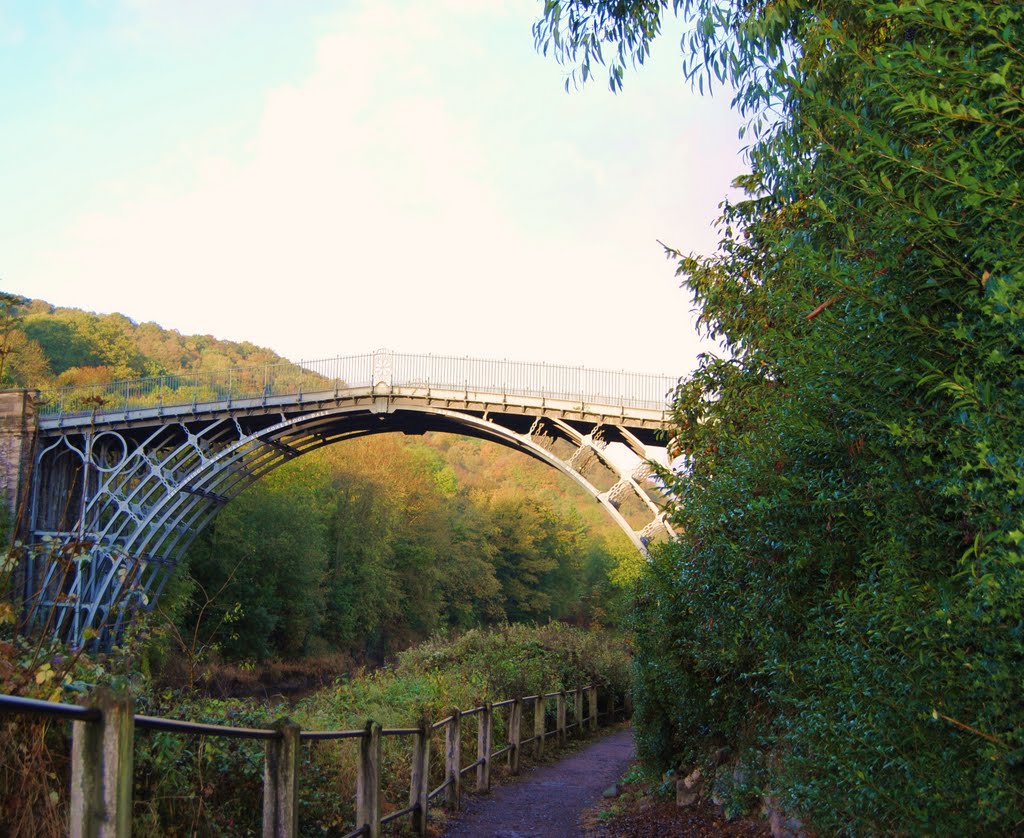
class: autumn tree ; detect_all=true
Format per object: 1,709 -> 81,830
0,292 -> 50,388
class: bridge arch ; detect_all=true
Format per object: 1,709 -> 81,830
22,352 -> 678,646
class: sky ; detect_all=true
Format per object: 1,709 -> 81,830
1,0 -> 746,378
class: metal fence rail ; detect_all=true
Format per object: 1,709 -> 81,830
0,681 -> 629,838
38,349 -> 678,418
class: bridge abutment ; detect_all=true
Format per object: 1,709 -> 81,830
0,389 -> 37,535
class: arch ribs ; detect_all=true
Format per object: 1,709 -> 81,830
26,383 -> 676,648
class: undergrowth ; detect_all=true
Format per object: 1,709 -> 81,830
1,621 -> 629,836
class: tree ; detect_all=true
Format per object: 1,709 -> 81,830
537,0 -> 1024,832
14,298 -> 291,390
477,489 -> 585,622
0,291 -> 26,384
184,458 -> 331,661
22,313 -> 105,375
0,292 -> 50,387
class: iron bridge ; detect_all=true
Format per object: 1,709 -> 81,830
20,350 -> 679,647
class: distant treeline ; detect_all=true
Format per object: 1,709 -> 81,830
171,432 -> 638,664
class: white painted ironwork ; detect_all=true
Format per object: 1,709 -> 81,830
24,351 -> 680,649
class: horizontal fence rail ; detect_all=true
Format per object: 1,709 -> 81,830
0,681 -> 630,838
38,349 -> 678,419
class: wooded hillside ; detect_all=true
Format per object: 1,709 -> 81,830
0,295 -> 285,389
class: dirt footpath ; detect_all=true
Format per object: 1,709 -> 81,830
441,727 -> 635,838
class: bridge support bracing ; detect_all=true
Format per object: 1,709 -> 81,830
18,355 -> 679,648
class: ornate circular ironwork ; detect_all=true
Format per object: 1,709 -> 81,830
90,431 -> 129,473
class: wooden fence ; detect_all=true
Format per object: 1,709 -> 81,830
0,683 -> 631,837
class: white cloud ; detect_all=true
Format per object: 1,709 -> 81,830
0,19 -> 24,46
24,2 -> 743,374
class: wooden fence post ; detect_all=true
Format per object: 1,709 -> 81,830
409,718 -> 431,836
574,688 -> 583,738
508,697 -> 522,775
533,694 -> 545,759
589,686 -> 598,732
356,720 -> 382,838
262,717 -> 300,838
445,707 -> 462,811
70,688 -> 134,838
476,702 -> 493,793
557,690 -> 567,746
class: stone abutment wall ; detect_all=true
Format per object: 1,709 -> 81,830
0,390 -> 37,533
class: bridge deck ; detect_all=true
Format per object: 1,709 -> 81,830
38,384 -> 672,435
37,349 -> 678,431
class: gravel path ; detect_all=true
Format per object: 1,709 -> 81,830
441,727 -> 635,838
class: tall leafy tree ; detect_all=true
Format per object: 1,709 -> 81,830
0,292 -> 50,387
183,457 -> 332,661
537,0 -> 1023,832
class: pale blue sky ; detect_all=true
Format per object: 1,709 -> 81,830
2,1 -> 745,375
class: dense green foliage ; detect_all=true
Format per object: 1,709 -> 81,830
175,433 -> 636,666
538,0 -> 1023,832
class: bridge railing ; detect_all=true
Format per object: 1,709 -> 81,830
38,350 -> 677,419
0,683 -> 629,837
